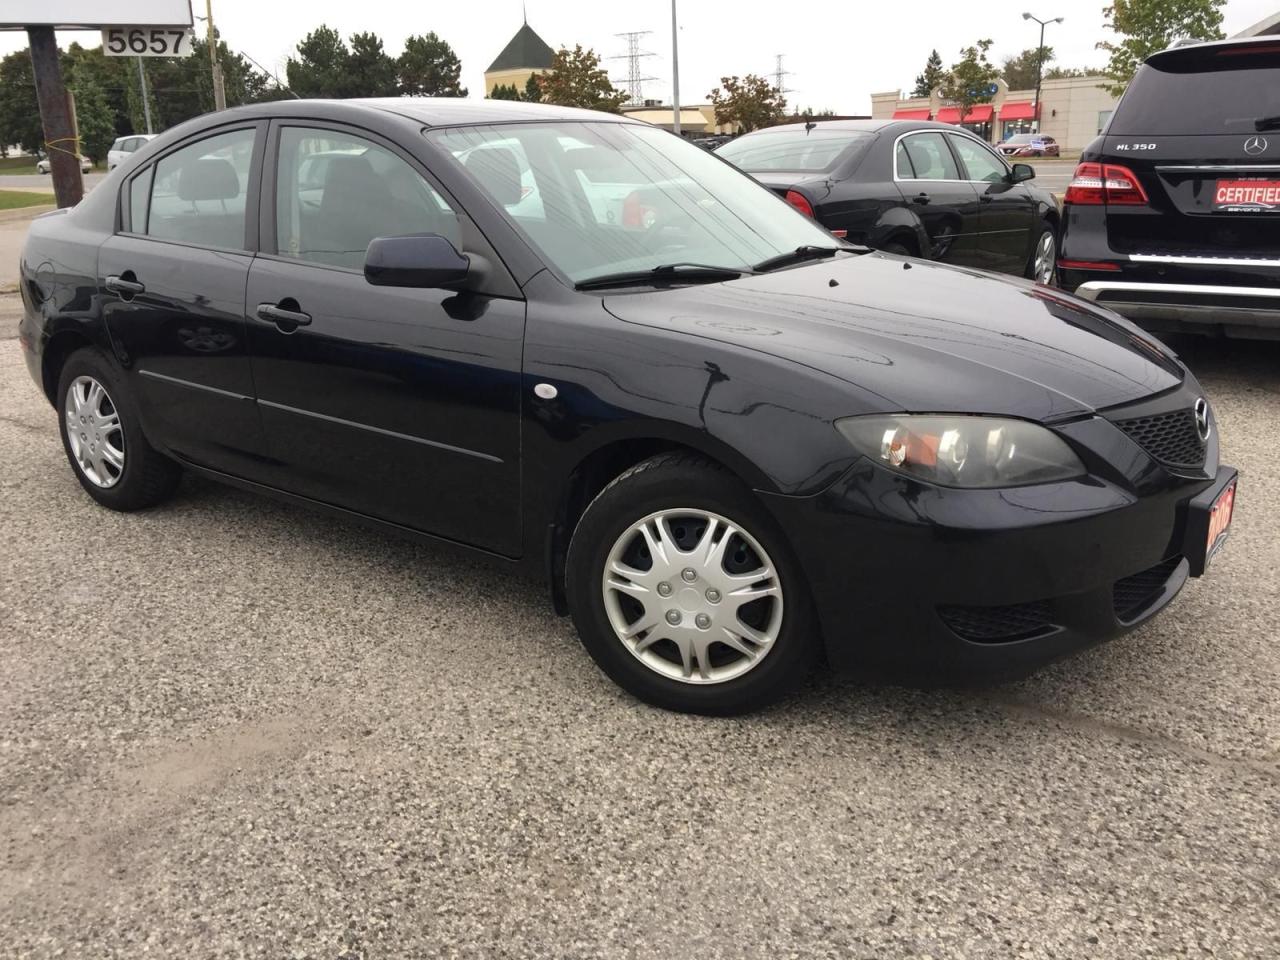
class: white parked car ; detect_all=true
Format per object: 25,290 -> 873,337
107,134 -> 157,170
37,154 -> 93,174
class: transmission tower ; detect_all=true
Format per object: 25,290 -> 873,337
773,54 -> 793,96
610,31 -> 657,105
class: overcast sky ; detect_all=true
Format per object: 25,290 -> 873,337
2,0 -> 1275,115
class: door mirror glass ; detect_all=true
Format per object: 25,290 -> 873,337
1011,163 -> 1036,183
364,234 -> 470,289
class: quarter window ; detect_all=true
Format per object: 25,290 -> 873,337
899,132 -> 961,180
275,127 -> 460,270
146,128 -> 255,249
949,135 -> 1009,183
128,165 -> 152,233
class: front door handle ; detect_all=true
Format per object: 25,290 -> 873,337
256,301 -> 312,330
913,192 -> 931,205
105,274 -> 145,297
980,194 -> 994,204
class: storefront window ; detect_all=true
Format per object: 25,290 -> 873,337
1002,120 -> 1036,140
960,121 -> 992,143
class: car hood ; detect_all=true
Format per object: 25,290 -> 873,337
602,253 -> 1183,422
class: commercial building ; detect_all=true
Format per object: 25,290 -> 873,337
620,103 -> 728,135
483,21 -> 556,97
871,75 -> 1119,151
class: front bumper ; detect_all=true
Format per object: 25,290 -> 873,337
759,442 -> 1236,682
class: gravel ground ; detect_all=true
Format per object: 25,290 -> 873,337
0,299 -> 1276,959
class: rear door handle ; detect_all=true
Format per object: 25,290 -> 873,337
980,194 -> 994,203
913,192 -> 931,205
105,274 -> 145,297
256,301 -> 312,329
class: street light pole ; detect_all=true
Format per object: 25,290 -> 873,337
1022,11 -> 1063,133
671,0 -> 681,136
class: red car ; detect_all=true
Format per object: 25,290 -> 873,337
997,133 -> 1060,157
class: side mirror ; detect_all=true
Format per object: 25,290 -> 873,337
1011,163 -> 1036,184
364,234 -> 470,289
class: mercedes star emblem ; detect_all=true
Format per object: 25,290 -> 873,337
1244,135 -> 1269,156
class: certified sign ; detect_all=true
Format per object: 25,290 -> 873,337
1214,179 -> 1280,211
102,26 -> 194,57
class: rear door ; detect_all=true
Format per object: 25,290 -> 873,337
893,130 -> 983,265
1099,42 -> 1280,258
244,121 -> 525,555
98,123 -> 269,477
947,132 -> 1037,275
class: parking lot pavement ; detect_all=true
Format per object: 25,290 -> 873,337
1028,159 -> 1075,196
0,299 -> 1276,959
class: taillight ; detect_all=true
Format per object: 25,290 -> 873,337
622,191 -> 657,229
784,189 -> 814,217
1064,162 -> 1149,206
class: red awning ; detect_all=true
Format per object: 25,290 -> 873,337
892,108 -> 932,120
1000,100 -> 1038,121
936,104 -> 993,124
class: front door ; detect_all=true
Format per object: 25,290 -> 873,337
947,133 -> 1037,275
98,123 -> 270,476
894,131 -> 983,265
244,123 -> 525,556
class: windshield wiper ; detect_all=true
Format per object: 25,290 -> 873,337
1255,115 -> 1280,132
752,245 -> 844,273
574,262 -> 750,291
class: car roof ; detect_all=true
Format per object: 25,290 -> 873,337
733,119 -> 985,138
1148,33 -> 1280,67
220,97 -> 634,128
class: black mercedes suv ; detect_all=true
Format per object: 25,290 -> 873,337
1058,35 -> 1280,338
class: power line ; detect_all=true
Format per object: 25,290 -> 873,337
773,53 -> 792,96
609,31 -> 657,106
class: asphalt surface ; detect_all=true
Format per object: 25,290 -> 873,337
0,292 -> 1277,959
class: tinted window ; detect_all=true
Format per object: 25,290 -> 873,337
715,129 -> 874,172
276,127 -> 460,269
128,166 -> 152,233
147,128 -> 255,249
1109,48 -> 1280,135
949,135 -> 1008,183
899,132 -> 960,180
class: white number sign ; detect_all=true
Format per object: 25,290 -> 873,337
101,26 -> 194,58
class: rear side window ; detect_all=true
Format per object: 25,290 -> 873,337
1110,47 -> 1280,135
128,165 -> 152,233
146,128 -> 255,250
716,129 -> 873,172
897,132 -> 960,180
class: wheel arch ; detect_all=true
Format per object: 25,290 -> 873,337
40,329 -> 97,405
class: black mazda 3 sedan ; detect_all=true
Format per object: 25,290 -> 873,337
18,98 -> 1237,714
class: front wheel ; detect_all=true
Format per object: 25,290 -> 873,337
566,453 -> 817,715
1027,223 -> 1056,285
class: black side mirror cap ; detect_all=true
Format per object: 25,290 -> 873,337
1011,163 -> 1036,184
364,234 -> 470,289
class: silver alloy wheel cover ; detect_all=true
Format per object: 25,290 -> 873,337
1034,231 -> 1056,285
602,508 -> 784,684
64,375 -> 125,488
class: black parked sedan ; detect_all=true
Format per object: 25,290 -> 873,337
717,119 -> 1061,283
19,98 -> 1236,714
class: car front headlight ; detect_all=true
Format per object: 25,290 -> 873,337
835,414 -> 1086,488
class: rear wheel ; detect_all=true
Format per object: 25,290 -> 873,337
1027,223 -> 1056,285
566,453 -> 817,714
56,348 -> 181,511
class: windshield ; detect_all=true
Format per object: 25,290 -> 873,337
715,128 -> 873,172
1110,46 -> 1280,135
426,121 -> 837,284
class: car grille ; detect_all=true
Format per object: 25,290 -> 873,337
1113,557 -> 1182,622
1114,408 -> 1206,468
938,600 -> 1057,643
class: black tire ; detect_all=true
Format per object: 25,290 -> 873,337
565,453 -> 818,715
56,347 -> 181,511
881,241 -> 912,256
1025,221 -> 1057,285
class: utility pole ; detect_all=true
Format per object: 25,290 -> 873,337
1022,11 -> 1063,132
671,0 -> 681,135
26,26 -> 83,208
206,0 -> 226,110
136,57 -> 154,134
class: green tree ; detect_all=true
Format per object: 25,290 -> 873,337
911,49 -> 946,98
348,32 -> 398,98
524,73 -> 542,103
69,76 -> 115,163
538,46 -> 627,113
488,83 -> 521,101
1099,0 -> 1225,96
938,40 -> 1000,123
63,42 -> 134,138
707,74 -> 787,133
1044,65 -> 1107,79
0,50 -> 43,155
398,32 -> 467,97
1002,46 -> 1056,91
286,25 -> 352,98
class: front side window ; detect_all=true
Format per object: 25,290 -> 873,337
949,135 -> 1008,183
275,127 -> 461,269
146,128 -> 255,249
898,132 -> 960,180
426,121 -> 837,284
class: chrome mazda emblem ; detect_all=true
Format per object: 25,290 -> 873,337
1194,397 -> 1211,442
1244,135 -> 1269,156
